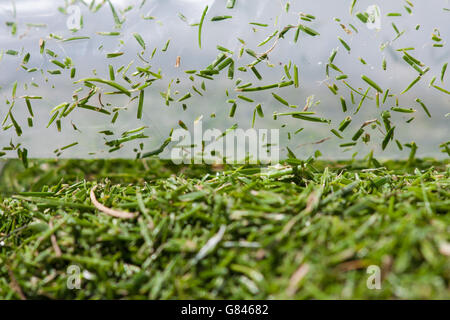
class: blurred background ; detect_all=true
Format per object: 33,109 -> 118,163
0,0 -> 449,160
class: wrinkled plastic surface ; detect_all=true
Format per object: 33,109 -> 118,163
0,0 -> 448,159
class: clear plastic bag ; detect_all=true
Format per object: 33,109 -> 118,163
0,0 -> 448,159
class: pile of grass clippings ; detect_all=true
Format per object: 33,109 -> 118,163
0,158 -> 449,299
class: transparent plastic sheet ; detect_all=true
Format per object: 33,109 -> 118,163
0,0 -> 448,160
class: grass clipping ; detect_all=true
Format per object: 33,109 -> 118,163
90,185 -> 138,219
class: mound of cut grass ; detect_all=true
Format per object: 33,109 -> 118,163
0,158 -> 448,299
